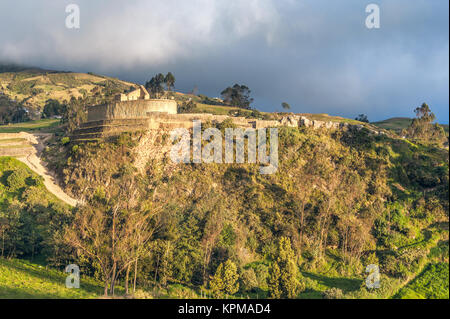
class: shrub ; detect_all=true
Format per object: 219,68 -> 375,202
240,268 -> 258,292
61,137 -> 70,145
323,288 -> 344,299
6,168 -> 29,190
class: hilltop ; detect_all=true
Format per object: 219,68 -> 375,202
373,117 -> 449,135
0,65 -> 136,121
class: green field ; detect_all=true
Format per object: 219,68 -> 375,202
0,258 -> 104,299
0,119 -> 60,133
394,263 -> 449,299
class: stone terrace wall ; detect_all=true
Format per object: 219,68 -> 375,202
75,111 -> 387,142
87,99 -> 177,122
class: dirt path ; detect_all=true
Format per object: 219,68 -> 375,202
2,132 -> 80,207
17,153 -> 79,207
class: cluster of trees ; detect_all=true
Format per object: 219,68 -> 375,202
0,95 -> 31,124
145,72 -> 175,98
355,114 -> 369,123
404,103 -> 447,144
42,99 -> 65,118
61,97 -> 88,133
0,159 -> 71,261
209,238 -> 303,298
220,84 -> 253,109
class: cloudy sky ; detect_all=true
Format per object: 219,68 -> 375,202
0,0 -> 448,122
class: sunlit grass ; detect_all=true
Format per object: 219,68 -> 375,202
0,119 -> 60,133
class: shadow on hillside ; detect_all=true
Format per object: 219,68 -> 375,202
3,260 -> 103,295
302,272 -> 362,293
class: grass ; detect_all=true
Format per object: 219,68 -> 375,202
0,258 -> 104,299
373,117 -> 449,134
194,103 -> 252,115
0,119 -> 60,133
393,263 -> 449,299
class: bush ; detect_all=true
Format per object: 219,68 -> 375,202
240,268 -> 258,292
6,168 -> 29,190
61,137 -> 70,145
322,288 -> 344,299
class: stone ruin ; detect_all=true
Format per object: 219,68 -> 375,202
71,90 -> 386,141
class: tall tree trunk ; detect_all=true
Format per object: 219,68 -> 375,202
125,264 -> 130,295
104,281 -> 109,297
154,253 -> 160,285
110,262 -> 117,295
133,258 -> 138,294
299,203 -> 305,250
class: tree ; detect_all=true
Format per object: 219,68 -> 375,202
62,97 -> 87,133
281,102 -> 291,111
220,84 -> 254,109
355,114 -> 369,123
43,99 -> 65,118
165,72 -> 175,91
240,268 -> 258,292
414,102 -> 435,122
210,259 -> 239,297
267,237 -> 302,298
267,262 -> 282,298
64,166 -> 164,296
405,102 -> 445,143
145,73 -> 165,98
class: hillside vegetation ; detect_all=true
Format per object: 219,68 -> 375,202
0,67 -> 448,299
36,123 -> 448,299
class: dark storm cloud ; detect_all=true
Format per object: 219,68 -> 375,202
0,0 -> 448,122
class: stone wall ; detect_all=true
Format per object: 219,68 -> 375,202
77,106 -> 387,142
87,99 -> 177,122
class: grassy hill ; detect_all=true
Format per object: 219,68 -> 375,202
373,117 -> 449,134
0,66 -> 136,119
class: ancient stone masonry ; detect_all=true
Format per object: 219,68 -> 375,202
72,92 -> 386,141
115,85 -> 150,102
